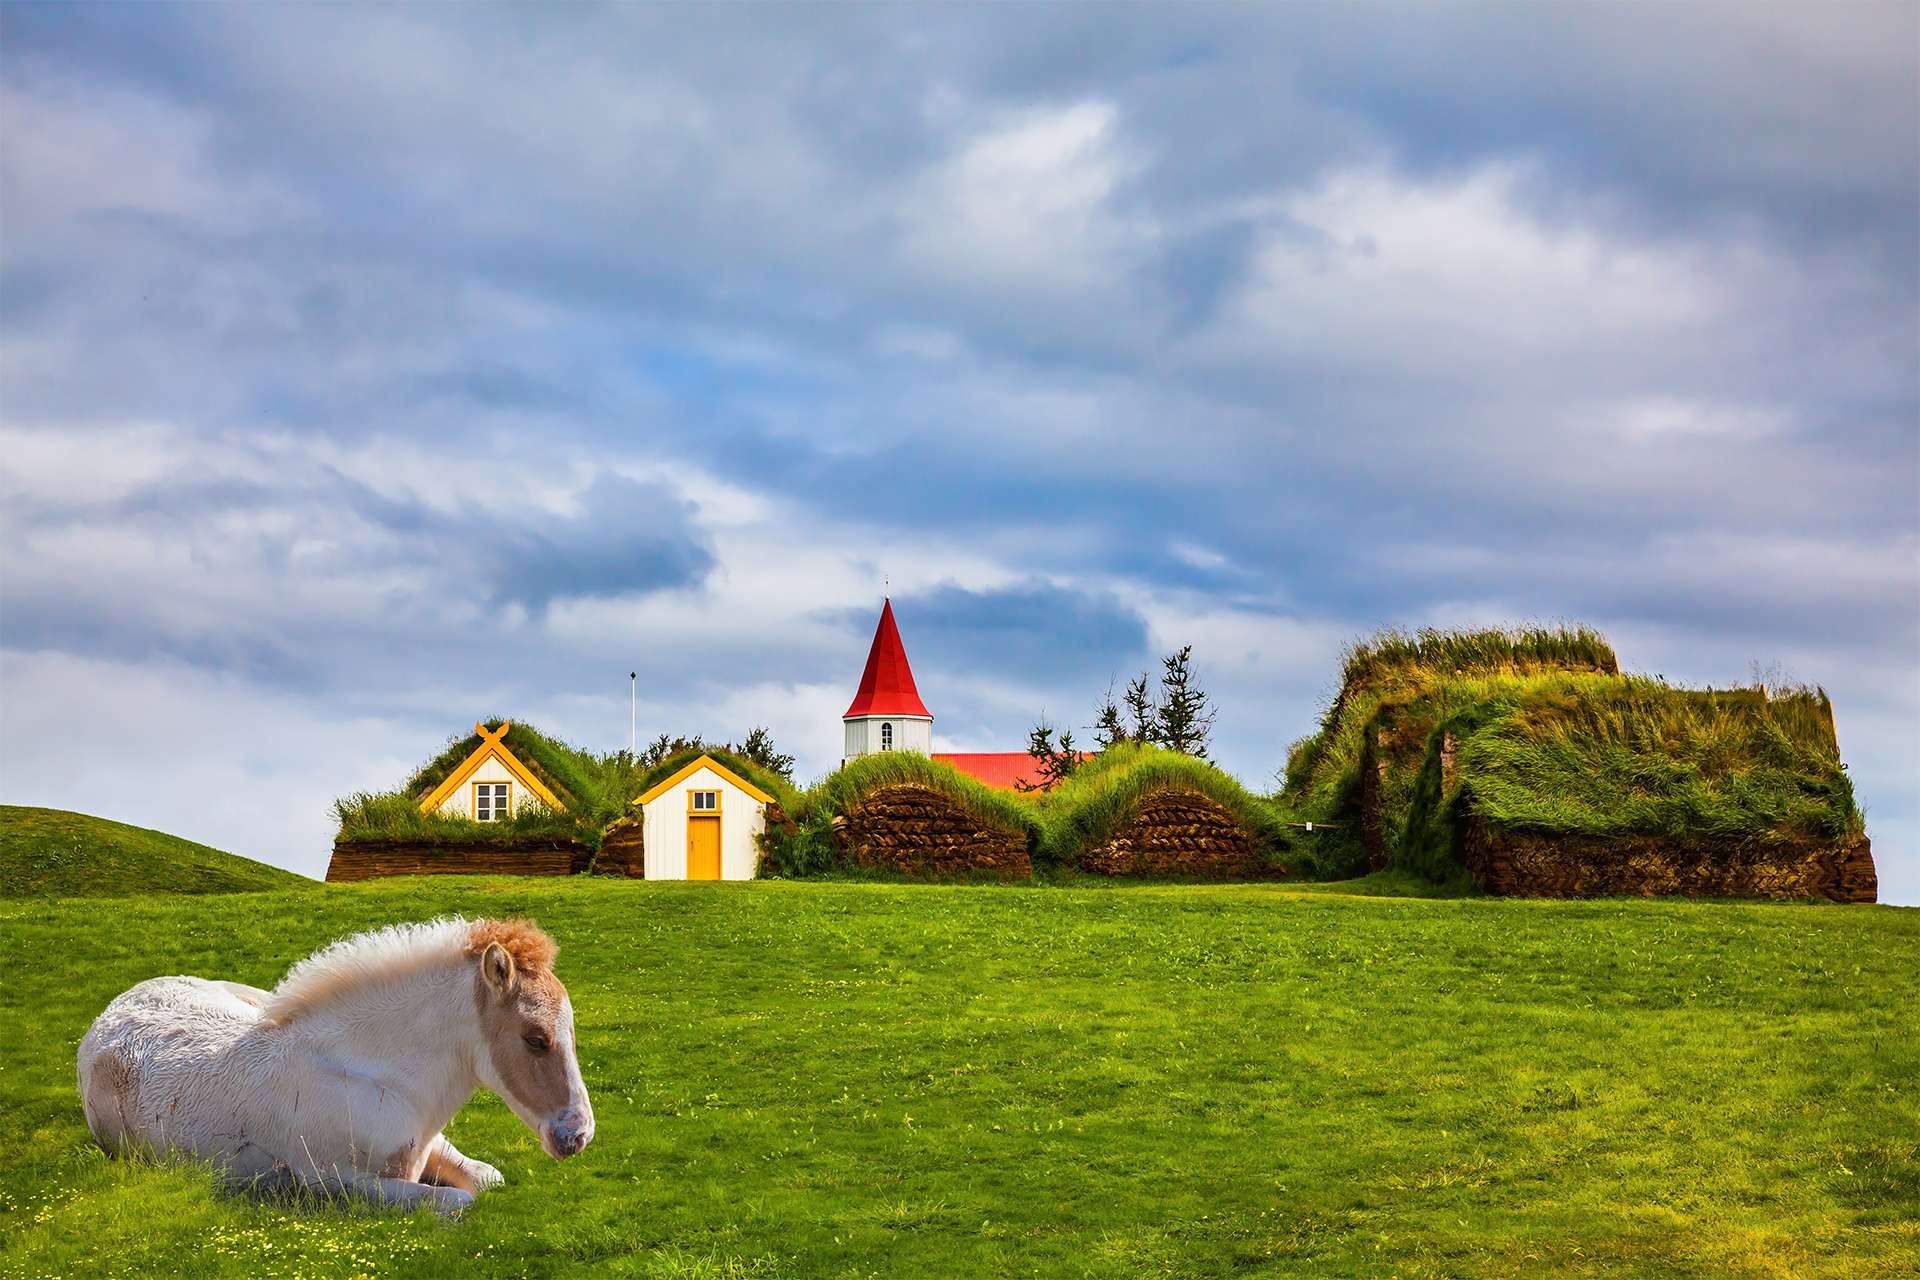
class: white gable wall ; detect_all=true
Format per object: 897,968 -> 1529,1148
640,763 -> 767,881
843,715 -> 933,763
431,751 -> 535,819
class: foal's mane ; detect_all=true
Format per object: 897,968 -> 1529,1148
262,915 -> 557,1026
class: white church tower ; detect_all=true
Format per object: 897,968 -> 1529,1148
842,598 -> 933,765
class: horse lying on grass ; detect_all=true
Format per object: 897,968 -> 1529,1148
77,916 -> 594,1216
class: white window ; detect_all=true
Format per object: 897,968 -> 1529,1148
475,782 -> 509,821
690,790 -> 718,812
881,722 -> 893,750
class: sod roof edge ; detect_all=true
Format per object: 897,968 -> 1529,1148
633,746 -> 801,810
404,719 -> 606,811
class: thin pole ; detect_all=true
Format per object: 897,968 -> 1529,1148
629,671 -> 636,759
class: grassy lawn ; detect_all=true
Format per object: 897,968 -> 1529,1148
1,878 -> 1914,1278
0,807 -> 304,898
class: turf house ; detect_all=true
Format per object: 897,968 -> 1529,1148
327,719 -> 620,880
1280,627 -> 1877,901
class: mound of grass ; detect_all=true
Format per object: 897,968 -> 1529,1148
762,752 -> 1039,878
337,719 -> 634,850
1032,742 -> 1290,870
1398,676 -> 1862,880
1286,625 -> 1618,810
0,806 -> 306,898
1282,626 -> 1622,877
795,751 -> 1038,835
4,880 -> 1915,1277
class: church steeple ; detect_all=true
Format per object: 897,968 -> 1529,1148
843,598 -> 931,719
841,598 -> 933,764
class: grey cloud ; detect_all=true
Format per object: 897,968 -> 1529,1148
858,582 -> 1152,686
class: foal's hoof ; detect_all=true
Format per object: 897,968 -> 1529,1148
428,1186 -> 476,1217
469,1161 -> 505,1192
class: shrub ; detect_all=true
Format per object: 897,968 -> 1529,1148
756,806 -> 842,879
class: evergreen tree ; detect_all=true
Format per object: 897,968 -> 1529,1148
1124,672 -> 1156,742
1154,645 -> 1215,758
639,733 -> 693,768
1093,680 -> 1128,749
737,726 -> 796,780
1018,720 -> 1080,792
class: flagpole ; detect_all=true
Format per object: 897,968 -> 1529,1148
629,671 -> 636,759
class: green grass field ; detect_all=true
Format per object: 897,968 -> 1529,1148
0,807 -> 305,898
2,877 -> 1915,1278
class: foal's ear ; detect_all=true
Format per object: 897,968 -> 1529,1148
481,941 -> 516,997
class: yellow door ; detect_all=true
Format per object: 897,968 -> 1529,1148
687,816 -> 722,880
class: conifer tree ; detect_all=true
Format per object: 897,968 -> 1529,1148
1124,672 -> 1156,742
1094,681 -> 1128,750
1018,720 -> 1079,792
738,726 -> 796,780
1154,645 -> 1215,758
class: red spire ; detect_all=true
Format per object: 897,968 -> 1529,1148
843,598 -> 931,719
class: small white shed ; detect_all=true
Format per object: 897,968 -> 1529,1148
635,754 -> 774,881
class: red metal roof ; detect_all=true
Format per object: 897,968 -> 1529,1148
932,751 -> 1088,791
843,598 -> 931,719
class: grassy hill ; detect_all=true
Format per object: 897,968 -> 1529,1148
3,878 -> 1913,1278
0,806 -> 305,898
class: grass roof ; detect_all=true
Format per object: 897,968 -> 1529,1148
634,746 -> 803,812
1333,624 -> 1618,695
1283,626 -> 1621,838
758,752 -> 1040,879
336,718 -> 631,848
793,751 -> 1038,837
1031,742 -> 1290,869
1397,676 -> 1861,881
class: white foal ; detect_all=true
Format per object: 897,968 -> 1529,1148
77,916 -> 594,1215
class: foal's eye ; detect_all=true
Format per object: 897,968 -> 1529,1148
523,1032 -> 550,1054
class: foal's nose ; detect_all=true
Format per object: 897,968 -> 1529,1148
550,1113 -> 592,1157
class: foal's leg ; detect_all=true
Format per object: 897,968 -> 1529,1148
421,1133 -> 505,1195
306,1169 -> 475,1216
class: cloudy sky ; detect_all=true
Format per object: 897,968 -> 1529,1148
3,4 -> 1915,900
